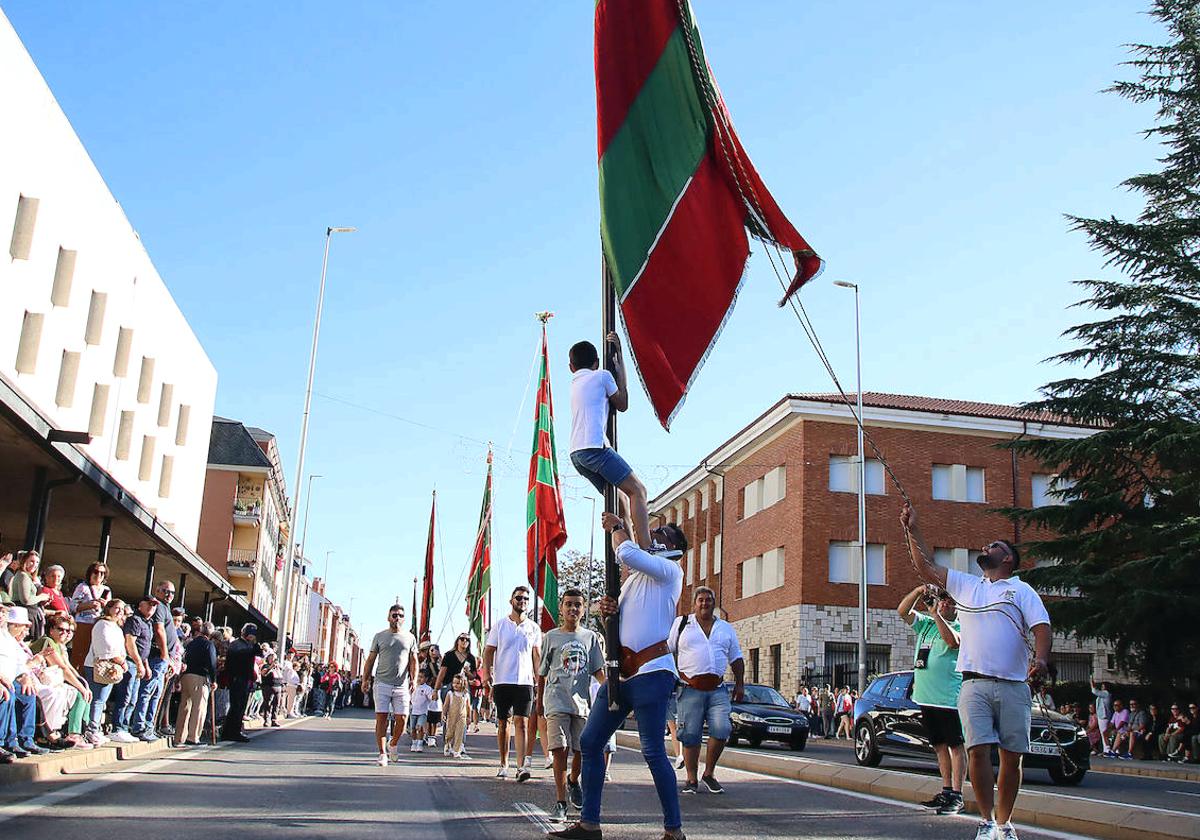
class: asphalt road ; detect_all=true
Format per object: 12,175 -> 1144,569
0,710 -> 1143,840
740,736 -> 1200,815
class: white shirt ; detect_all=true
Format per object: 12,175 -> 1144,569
85,618 -> 125,667
0,631 -> 31,682
616,541 -> 682,678
570,368 -> 617,453
486,615 -> 542,685
412,683 -> 435,715
668,614 -> 742,679
946,569 -> 1050,682
795,693 -> 812,713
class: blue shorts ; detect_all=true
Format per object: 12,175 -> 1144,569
412,713 -> 428,728
676,684 -> 732,746
571,448 -> 633,496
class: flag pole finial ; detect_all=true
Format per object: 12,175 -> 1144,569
535,311 -> 554,324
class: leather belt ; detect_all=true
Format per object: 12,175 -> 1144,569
962,671 -> 1001,681
619,640 -> 670,678
679,672 -> 722,692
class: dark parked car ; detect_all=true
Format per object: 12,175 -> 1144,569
852,670 -> 1090,785
727,683 -> 809,751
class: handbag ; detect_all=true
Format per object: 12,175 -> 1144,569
94,658 -> 126,685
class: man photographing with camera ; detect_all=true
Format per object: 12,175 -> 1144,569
900,504 -> 1052,840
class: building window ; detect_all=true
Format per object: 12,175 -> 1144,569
770,643 -> 782,691
1106,653 -> 1117,671
749,648 -> 760,683
88,384 -> 110,438
138,435 -> 156,481
113,327 -> 133,377
175,404 -> 191,446
1032,473 -> 1075,507
137,357 -> 155,403
742,465 -> 786,519
829,455 -> 886,495
686,549 -> 695,584
933,547 -> 981,576
932,464 -> 985,502
115,411 -> 134,460
15,311 -> 44,374
51,248 -> 77,307
9,195 -> 38,260
740,547 -> 784,598
1050,652 -> 1092,684
699,540 -> 708,579
157,383 -> 174,427
84,291 -> 107,345
824,641 -> 891,688
55,350 -> 81,408
159,455 -> 174,498
713,533 -> 722,574
828,541 -> 886,585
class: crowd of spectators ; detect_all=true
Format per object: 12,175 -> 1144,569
791,684 -> 858,738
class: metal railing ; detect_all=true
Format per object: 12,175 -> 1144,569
228,548 -> 257,568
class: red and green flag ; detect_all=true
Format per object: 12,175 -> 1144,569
595,0 -> 823,429
527,324 -> 567,632
465,448 -> 493,648
419,490 -> 436,642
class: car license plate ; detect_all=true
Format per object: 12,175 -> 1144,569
1028,742 -> 1059,756
768,725 -> 791,734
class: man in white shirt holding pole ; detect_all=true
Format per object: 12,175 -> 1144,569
668,586 -> 744,795
901,504 -> 1051,840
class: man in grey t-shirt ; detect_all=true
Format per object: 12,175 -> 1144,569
362,605 -> 417,766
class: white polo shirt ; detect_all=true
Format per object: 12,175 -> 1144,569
946,569 -> 1050,682
570,368 -> 617,453
668,614 -> 742,680
485,615 -> 542,686
616,541 -> 682,678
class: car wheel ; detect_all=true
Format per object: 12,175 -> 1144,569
1047,763 -> 1087,786
855,721 -> 881,767
747,736 -> 763,748
727,731 -> 739,747
790,733 -> 807,751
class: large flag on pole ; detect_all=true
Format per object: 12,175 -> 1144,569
465,447 -> 493,648
419,490 -> 436,642
595,0 -> 823,429
527,319 -> 568,632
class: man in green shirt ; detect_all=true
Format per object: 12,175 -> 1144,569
899,583 -> 966,815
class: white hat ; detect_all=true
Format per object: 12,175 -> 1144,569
4,606 -> 31,625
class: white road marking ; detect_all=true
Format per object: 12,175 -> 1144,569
1167,789 -> 1200,798
515,801 -> 555,832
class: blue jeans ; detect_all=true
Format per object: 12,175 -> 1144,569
83,665 -> 116,734
580,670 -> 680,830
111,668 -> 142,732
676,684 -> 732,746
133,658 -> 169,734
0,687 -> 37,748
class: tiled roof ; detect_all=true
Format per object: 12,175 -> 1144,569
207,417 -> 273,468
792,392 -> 1093,427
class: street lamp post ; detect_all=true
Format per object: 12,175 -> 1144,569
834,279 -> 867,694
275,226 -> 355,664
324,550 -> 335,584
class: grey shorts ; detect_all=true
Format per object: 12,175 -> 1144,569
545,713 -> 586,752
958,678 -> 1031,753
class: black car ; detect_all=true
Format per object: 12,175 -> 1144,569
852,670 -> 1090,785
727,683 -> 809,751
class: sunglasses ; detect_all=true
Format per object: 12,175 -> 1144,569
984,541 -> 1012,558
513,595 -> 530,602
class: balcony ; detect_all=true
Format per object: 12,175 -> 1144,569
228,548 -> 257,570
233,499 -> 262,526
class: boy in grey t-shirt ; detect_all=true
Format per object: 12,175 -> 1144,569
537,588 -> 604,822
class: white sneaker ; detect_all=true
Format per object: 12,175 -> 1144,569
674,753 -> 685,770
425,736 -> 437,747
496,765 -> 509,778
444,745 -> 451,756
388,744 -> 400,762
410,741 -> 422,753
84,731 -> 103,746
997,825 -> 1019,840
974,821 -> 998,840
377,753 -> 388,767
544,754 -> 554,769
457,751 -> 470,760
109,731 -> 137,744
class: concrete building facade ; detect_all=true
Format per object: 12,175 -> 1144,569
650,393 -> 1117,695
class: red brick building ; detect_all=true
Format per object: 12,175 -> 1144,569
649,393 -> 1117,693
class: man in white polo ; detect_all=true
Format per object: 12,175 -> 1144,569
483,585 -> 542,781
362,604 -> 417,767
902,504 -> 1051,840
669,586 -> 744,795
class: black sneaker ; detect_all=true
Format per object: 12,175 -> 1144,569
936,794 -> 965,816
681,781 -> 699,795
568,779 -> 584,809
921,791 -> 950,809
700,776 -> 724,794
551,801 -> 569,822
516,766 -> 531,783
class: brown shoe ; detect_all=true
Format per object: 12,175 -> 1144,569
661,833 -> 686,840
546,822 -> 602,840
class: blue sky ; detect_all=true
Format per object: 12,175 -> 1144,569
4,1 -> 1163,648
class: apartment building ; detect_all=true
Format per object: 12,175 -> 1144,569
650,392 -> 1118,694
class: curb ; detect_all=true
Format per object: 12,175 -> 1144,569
1087,758 -> 1200,784
615,731 -> 1200,840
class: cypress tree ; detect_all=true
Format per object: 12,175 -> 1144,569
1005,0 -> 1200,687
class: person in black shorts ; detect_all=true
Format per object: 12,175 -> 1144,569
482,586 -> 542,781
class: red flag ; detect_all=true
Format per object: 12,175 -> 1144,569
595,0 -> 822,428
527,324 -> 567,631
419,490 -> 435,642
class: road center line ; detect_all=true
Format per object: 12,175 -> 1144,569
1167,789 -> 1200,798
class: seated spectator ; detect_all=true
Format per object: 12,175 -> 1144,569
69,562 -> 112,671
176,622 -> 218,746
1182,703 -> 1200,763
1119,699 -> 1149,760
1106,699 -> 1129,758
7,551 -> 49,640
0,553 -> 21,597
39,565 -> 71,620
1138,703 -> 1165,760
1086,704 -> 1102,755
1160,705 -> 1190,761
0,607 -> 47,760
29,616 -> 93,749
83,599 -> 130,745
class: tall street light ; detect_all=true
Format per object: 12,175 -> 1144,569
834,279 -> 867,693
297,474 -> 323,566
275,226 -> 356,664
324,550 -> 335,584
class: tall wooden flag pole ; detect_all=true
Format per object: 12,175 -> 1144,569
411,577 -> 418,637
602,261 -> 622,706
527,313 -> 568,632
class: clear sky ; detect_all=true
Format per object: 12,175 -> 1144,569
3,1 -> 1163,649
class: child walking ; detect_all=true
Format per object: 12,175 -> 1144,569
444,674 -> 472,758
410,672 -> 434,753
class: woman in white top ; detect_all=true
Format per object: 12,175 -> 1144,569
83,599 -> 129,744
69,562 -> 113,671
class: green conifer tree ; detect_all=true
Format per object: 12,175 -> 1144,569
1005,0 -> 1200,687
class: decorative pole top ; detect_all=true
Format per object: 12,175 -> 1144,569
535,311 -> 554,324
